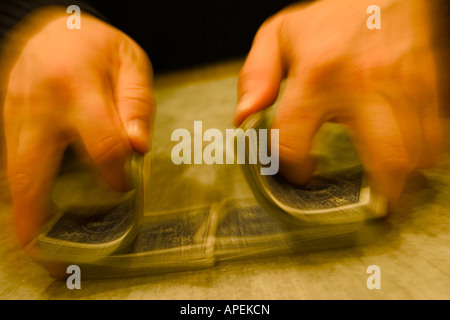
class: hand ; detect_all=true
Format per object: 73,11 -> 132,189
234,0 -> 442,207
3,8 -> 155,249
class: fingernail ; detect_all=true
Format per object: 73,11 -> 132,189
234,94 -> 254,126
367,170 -> 405,211
236,93 -> 254,112
125,119 -> 150,153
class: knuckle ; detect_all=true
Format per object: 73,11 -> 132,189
9,171 -> 33,196
278,139 -> 309,165
4,92 -> 24,114
118,89 -> 156,112
255,15 -> 279,38
377,147 -> 415,174
88,132 -> 130,164
43,60 -> 76,83
238,64 -> 261,87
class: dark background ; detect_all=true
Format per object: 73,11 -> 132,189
86,0 -> 449,114
87,0 -> 300,74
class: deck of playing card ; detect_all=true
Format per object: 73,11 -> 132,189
38,152 -> 147,263
36,111 -> 387,278
237,111 -> 387,227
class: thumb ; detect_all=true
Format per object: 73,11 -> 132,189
116,36 -> 156,154
234,15 -> 284,127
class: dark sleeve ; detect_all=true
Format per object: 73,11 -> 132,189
0,0 -> 105,41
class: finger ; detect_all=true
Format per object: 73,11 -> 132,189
76,88 -> 132,192
415,53 -> 442,169
116,36 -> 156,153
271,77 -> 326,185
234,15 -> 284,126
6,120 -> 66,247
417,97 -> 442,169
396,49 -> 442,170
351,99 -> 416,207
381,90 -> 422,170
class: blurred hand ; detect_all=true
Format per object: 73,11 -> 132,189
3,8 -> 155,249
234,0 -> 442,207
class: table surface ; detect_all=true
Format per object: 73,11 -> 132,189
1,59 -> 449,300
